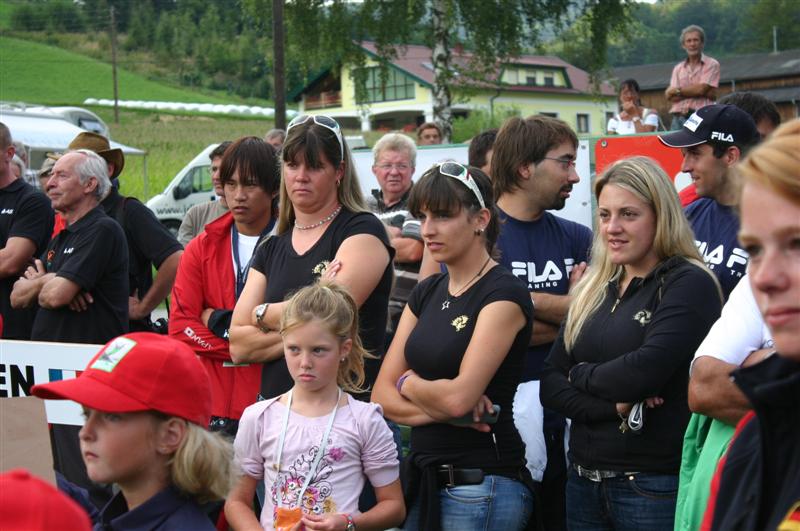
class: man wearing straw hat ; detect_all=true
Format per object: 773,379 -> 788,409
65,132 -> 183,333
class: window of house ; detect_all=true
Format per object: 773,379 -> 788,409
359,66 -> 415,103
543,72 -> 555,87
605,111 -> 615,124
577,113 -> 590,134
525,75 -> 537,86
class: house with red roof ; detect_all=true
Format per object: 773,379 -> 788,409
289,42 -> 617,136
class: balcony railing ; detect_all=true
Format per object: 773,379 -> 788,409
305,91 -> 342,110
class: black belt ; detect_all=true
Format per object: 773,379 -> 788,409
436,465 -> 484,488
573,464 -> 638,483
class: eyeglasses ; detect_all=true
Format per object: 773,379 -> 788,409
375,163 -> 412,172
540,157 -> 577,171
286,114 -> 344,162
437,162 -> 485,209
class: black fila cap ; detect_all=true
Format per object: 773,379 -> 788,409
659,104 -> 759,148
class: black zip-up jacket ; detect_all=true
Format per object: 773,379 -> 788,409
708,354 -> 800,530
541,256 -> 722,473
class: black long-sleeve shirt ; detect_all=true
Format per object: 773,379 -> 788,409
540,256 -> 722,473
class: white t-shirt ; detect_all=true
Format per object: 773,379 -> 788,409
607,109 -> 660,135
232,232 -> 260,279
690,274 -> 773,373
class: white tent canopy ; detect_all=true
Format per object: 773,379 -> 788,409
1,110 -> 145,158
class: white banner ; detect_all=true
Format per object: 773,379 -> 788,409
0,340 -> 101,426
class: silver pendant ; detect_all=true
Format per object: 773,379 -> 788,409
441,300 -> 450,310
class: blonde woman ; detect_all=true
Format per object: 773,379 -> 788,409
540,156 -> 722,530
703,119 -> 800,531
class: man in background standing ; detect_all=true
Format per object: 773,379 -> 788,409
665,25 -> 720,130
0,122 -> 54,339
177,141 -> 232,246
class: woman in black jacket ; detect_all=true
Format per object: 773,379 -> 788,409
540,156 -> 722,530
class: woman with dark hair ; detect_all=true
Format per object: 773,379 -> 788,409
229,115 -> 393,405
607,79 -> 660,135
540,157 -> 722,530
372,163 -> 534,530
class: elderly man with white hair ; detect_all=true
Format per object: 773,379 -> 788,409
367,133 -> 423,339
11,149 -> 129,344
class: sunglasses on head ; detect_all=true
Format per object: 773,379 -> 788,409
437,161 -> 486,209
286,114 -> 344,162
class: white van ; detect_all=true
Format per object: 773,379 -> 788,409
145,143 -> 218,234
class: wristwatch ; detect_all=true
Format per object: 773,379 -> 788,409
254,303 -> 270,332
343,514 -> 356,531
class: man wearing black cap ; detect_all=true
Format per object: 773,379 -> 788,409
65,132 -> 183,333
659,104 -> 759,299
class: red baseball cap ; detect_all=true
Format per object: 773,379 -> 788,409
0,469 -> 91,530
31,332 -> 212,427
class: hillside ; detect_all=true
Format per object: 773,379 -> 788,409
0,36 -> 250,106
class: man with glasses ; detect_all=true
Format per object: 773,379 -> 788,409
492,114 -> 592,531
367,133 -> 423,341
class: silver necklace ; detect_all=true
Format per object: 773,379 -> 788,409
441,256 -> 492,310
294,204 -> 342,230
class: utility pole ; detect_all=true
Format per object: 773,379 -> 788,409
109,5 -> 120,124
272,0 -> 286,130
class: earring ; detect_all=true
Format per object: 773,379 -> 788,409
474,228 -> 485,236
336,179 -> 341,187
340,358 -> 346,363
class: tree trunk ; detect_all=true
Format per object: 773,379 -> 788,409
430,0 -> 453,143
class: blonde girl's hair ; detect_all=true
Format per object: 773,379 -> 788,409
736,118 -> 800,206
280,281 -> 373,393
277,119 -> 368,234
152,414 -> 236,505
564,156 -> 720,350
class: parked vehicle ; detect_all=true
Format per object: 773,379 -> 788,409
145,143 -> 218,235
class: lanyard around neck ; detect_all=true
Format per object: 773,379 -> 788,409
231,219 -> 274,298
274,387 -> 342,508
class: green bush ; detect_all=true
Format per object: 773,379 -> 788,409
451,105 -> 521,143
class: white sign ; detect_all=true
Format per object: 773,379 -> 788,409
0,340 -> 101,426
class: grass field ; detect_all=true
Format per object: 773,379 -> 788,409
0,36 -> 244,105
92,108 -> 276,200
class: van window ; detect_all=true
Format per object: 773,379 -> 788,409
186,165 -> 212,193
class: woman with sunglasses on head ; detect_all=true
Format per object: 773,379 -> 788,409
539,157 -> 723,530
229,115 -> 393,405
372,163 -> 535,531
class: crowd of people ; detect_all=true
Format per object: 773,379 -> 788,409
0,23 -> 798,530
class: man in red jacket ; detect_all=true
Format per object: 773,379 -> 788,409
168,137 -> 280,436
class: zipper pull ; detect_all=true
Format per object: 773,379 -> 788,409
491,432 -> 500,460
611,298 -> 621,313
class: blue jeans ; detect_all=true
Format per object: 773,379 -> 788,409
403,475 -> 533,531
565,468 -> 678,531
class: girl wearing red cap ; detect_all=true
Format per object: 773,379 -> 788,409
226,282 -> 405,531
32,332 -> 235,531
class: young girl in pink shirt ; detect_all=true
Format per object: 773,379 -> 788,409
225,282 -> 405,531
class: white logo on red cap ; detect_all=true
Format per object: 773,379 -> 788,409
91,337 -> 136,372
684,113 -> 702,132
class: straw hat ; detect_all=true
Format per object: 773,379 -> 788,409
59,132 -> 125,179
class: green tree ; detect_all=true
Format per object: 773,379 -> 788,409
249,0 -> 630,141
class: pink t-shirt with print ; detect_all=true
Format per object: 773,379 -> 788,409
234,393 -> 400,531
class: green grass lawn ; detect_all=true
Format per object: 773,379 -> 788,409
93,108 -> 276,201
0,36 -> 241,105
